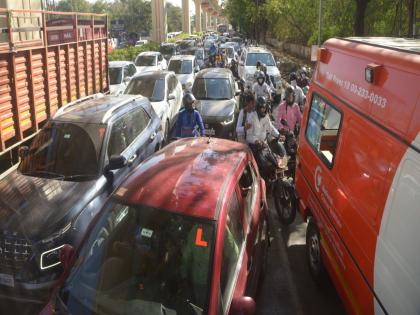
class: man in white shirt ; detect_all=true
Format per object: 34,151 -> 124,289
252,71 -> 272,101
236,92 -> 255,143
246,96 -> 279,147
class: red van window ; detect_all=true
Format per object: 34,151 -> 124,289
305,94 -> 342,167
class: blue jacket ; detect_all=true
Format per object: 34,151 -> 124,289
176,108 -> 205,137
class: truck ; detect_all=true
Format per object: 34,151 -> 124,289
0,7 -> 109,174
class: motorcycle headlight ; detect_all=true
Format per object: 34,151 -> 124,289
222,113 -> 235,125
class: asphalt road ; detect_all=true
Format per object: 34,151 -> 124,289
256,198 -> 346,315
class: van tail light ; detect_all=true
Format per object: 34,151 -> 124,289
317,48 -> 329,63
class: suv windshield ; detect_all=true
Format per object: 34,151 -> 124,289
135,55 -> 156,67
192,78 -> 233,100
246,52 -> 275,66
124,77 -> 165,102
58,201 -> 214,315
109,67 -> 123,85
168,60 -> 193,74
18,121 -> 105,180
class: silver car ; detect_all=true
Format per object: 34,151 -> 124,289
108,61 -> 137,95
167,55 -> 200,91
192,68 -> 240,139
124,71 -> 182,142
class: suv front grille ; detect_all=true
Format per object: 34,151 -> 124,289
0,233 -> 32,272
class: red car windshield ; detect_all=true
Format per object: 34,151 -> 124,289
58,201 -> 215,315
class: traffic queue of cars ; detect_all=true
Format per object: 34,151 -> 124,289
0,32 -> 271,315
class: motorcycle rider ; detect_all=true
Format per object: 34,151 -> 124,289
252,71 -> 272,102
230,58 -> 240,80
253,60 -> 263,80
246,96 -> 279,151
176,92 -> 205,138
260,63 -> 273,88
289,72 -> 305,111
236,92 -> 255,143
208,42 -> 217,67
273,86 -> 302,134
297,67 -> 309,89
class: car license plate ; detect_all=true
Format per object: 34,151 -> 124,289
205,129 -> 215,136
0,273 -> 14,287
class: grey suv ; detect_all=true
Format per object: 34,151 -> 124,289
0,94 -> 163,304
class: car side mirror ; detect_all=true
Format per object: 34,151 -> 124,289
124,76 -> 131,84
18,146 -> 29,158
229,296 -> 256,315
105,155 -> 127,172
59,244 -> 75,272
235,89 -> 241,96
168,93 -> 176,100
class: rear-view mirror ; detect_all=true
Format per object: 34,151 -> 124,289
168,93 -> 176,100
106,155 -> 127,171
59,244 -> 75,272
229,296 -> 256,315
18,146 -> 29,158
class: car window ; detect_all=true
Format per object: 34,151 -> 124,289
239,163 -> 258,222
135,55 -> 156,67
192,78 -> 233,100
305,94 -> 342,166
124,77 -> 165,102
123,66 -> 130,78
107,107 -> 150,157
220,191 -> 244,312
109,67 -> 122,85
168,75 -> 177,94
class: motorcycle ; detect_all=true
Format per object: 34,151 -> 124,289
254,135 -> 298,225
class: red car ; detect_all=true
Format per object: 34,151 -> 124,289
40,137 -> 269,315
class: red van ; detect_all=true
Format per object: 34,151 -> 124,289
296,37 -> 420,315
40,138 -> 269,315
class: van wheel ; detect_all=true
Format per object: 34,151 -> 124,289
306,217 -> 327,285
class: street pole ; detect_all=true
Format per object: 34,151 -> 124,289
318,0 -> 323,46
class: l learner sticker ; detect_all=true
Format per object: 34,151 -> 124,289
0,273 -> 14,288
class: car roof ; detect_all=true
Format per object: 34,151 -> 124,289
54,95 -> 150,124
245,46 -> 271,54
115,138 -> 249,220
109,61 -> 133,68
196,68 -> 232,79
131,70 -> 172,80
170,54 -> 195,61
138,51 -> 159,56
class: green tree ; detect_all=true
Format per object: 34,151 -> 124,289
108,0 -> 152,35
167,3 -> 183,33
55,0 -> 91,12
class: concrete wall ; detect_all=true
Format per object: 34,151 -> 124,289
265,37 -> 311,61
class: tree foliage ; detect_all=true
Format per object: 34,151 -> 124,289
167,3 -> 183,33
225,0 -> 418,45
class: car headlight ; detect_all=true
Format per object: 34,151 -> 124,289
39,222 -> 72,270
222,114 -> 235,125
40,245 -> 65,270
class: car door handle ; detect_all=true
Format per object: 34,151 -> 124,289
127,154 -> 137,165
150,132 -> 156,140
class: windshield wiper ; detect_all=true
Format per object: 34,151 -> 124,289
21,170 -> 65,180
62,174 -> 97,181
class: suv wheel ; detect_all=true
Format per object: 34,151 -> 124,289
306,217 -> 327,285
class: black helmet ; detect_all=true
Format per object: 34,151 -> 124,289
256,96 -> 268,118
183,92 -> 196,110
289,72 -> 298,82
285,86 -> 295,105
256,60 -> 262,68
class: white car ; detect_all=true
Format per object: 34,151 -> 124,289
238,46 -> 281,91
167,55 -> 199,91
123,70 -> 182,142
220,44 -> 238,66
108,61 -> 137,95
134,51 -> 167,73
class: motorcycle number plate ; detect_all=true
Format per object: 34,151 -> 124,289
0,273 -> 14,287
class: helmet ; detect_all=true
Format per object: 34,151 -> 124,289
256,96 -> 268,118
183,92 -> 196,107
285,86 -> 295,105
300,67 -> 308,77
256,60 -> 262,69
256,71 -> 265,85
289,72 -> 298,82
